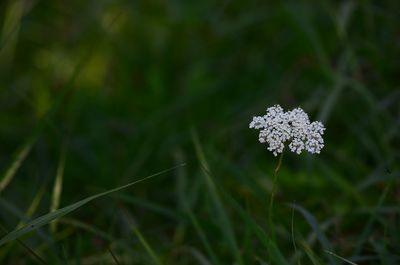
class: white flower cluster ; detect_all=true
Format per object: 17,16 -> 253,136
249,105 -> 325,156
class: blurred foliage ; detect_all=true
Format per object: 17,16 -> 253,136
0,0 -> 399,264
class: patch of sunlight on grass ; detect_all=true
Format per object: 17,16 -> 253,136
76,52 -> 108,89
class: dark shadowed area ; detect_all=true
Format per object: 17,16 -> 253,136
0,1 -> 399,264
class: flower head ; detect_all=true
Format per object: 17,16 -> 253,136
249,105 -> 325,156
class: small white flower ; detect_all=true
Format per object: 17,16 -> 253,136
249,116 -> 266,129
250,105 -> 325,156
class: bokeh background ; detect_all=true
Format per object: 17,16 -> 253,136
0,0 -> 399,264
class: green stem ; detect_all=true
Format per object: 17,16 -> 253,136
268,152 -> 284,240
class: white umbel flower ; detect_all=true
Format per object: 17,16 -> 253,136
250,105 -> 325,156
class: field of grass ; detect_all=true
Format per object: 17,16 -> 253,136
0,1 -> 399,264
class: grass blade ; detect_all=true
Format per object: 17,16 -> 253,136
176,247 -> 212,265
186,207 -> 221,265
0,164 -> 185,247
0,138 -> 35,193
191,129 -> 243,265
0,224 -> 47,265
133,227 -> 162,265
122,210 -> 163,265
325,250 -> 358,265
50,150 -> 66,234
225,193 -> 290,265
108,247 -> 121,265
301,240 -> 323,265
191,129 -> 289,265
17,186 -> 46,229
174,151 -> 221,265
289,203 -> 336,265
352,182 -> 392,257
0,186 -> 46,262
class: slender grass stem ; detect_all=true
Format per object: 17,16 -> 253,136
108,247 -> 121,265
268,152 -> 284,240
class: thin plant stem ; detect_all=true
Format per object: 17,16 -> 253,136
108,247 -> 121,265
268,152 -> 284,240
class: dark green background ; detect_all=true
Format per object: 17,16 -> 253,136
0,1 -> 399,264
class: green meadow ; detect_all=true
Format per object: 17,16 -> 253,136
0,1 -> 399,264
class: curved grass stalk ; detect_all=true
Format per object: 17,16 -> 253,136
268,152 -> 284,240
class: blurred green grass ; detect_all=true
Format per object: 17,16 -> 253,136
0,0 -> 399,264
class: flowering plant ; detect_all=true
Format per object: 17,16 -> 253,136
250,105 -> 325,156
